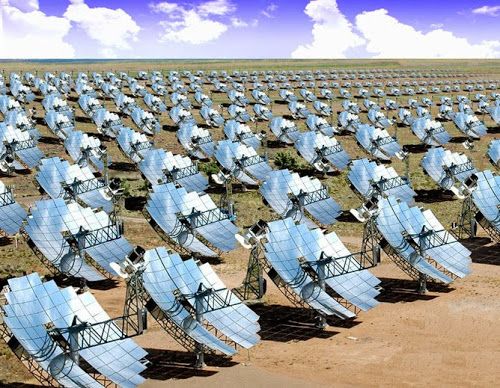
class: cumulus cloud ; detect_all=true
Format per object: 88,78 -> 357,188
0,0 -> 75,58
292,0 -> 500,58
231,17 -> 258,28
64,0 -> 140,57
291,0 -> 365,58
261,3 -> 278,18
198,0 -> 236,16
356,8 -> 500,58
150,0 -> 238,44
472,5 -> 500,16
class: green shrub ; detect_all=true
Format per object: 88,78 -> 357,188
274,151 -> 299,170
199,161 -> 219,175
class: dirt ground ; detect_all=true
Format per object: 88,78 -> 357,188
78,237 -> 499,388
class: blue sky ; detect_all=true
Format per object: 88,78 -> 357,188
1,0 -> 499,58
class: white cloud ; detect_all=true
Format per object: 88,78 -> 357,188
261,3 -> 278,18
292,1 -> 500,59
472,5 -> 500,16
291,0 -> 365,58
0,0 -> 75,58
159,10 -> 227,44
151,0 -> 238,44
430,23 -> 444,29
198,0 -> 235,16
8,0 -> 39,12
231,17 -> 258,28
356,8 -> 500,58
149,1 -> 182,15
64,0 -> 140,57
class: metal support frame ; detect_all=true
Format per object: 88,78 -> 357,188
67,222 -> 123,250
61,177 -> 106,200
233,245 -> 266,301
315,143 -> 343,159
47,271 -> 147,356
163,164 -> 199,183
368,175 -> 409,199
0,290 -> 57,387
235,219 -> 381,318
130,140 -> 153,154
295,186 -> 329,207
178,207 -> 230,229
236,154 -> 265,169
192,134 -> 213,146
402,226 -> 459,284
6,138 -> 37,153
177,283 -> 242,368
455,195 -> 500,243
0,187 -> 15,206
447,160 -> 475,177
424,124 -> 446,143
283,186 -> 330,223
363,218 -> 421,282
236,131 -> 254,142
372,135 -> 397,149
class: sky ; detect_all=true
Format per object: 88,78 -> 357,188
0,0 -> 499,58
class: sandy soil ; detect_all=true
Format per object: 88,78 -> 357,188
85,237 -> 500,388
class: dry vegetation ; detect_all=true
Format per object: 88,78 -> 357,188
0,59 -> 499,386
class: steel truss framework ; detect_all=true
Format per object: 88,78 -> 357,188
446,161 -> 475,178
6,138 -> 37,152
455,195 -> 500,243
65,222 -> 123,251
315,144 -> 343,158
47,272 -> 147,356
368,176 -> 409,198
235,154 -> 264,169
131,140 -> 153,153
61,177 -> 106,200
372,135 -> 397,148
423,125 -> 446,143
234,220 -> 380,320
236,131 -> 254,141
0,187 -> 15,206
163,164 -> 199,182
192,135 -> 212,146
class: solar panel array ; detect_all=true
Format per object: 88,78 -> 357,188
146,182 -> 238,256
260,169 -> 341,226
421,147 -> 476,192
214,140 -> 272,185
471,170 -> 500,235
36,157 -> 113,213
487,139 -> 500,166
375,196 -> 471,282
0,66 -> 497,384
24,198 -> 132,280
142,247 -> 260,354
0,180 -> 27,236
355,124 -> 402,160
348,158 -> 416,205
265,218 -> 380,312
1,273 -> 147,387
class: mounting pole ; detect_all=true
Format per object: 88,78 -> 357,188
194,291 -> 206,369
315,262 -> 327,329
418,274 -> 427,294
403,152 -> 410,182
